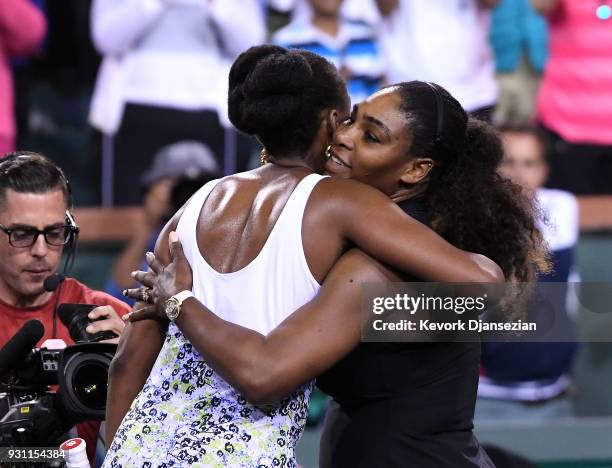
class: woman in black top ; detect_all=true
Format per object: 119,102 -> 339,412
316,202 -> 489,467
125,81 -> 548,466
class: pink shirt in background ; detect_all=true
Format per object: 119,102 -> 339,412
0,0 -> 46,155
537,0 -> 612,145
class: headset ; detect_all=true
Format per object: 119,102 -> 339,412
0,153 -> 80,337
425,82 -> 444,147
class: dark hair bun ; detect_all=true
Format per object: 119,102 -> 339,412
228,45 -> 314,135
464,118 -> 503,172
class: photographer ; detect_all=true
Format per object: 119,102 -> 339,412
0,151 -> 129,463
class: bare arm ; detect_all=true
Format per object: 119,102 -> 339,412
319,179 -> 503,284
130,248 -> 393,405
104,213 -> 178,447
105,317 -> 166,447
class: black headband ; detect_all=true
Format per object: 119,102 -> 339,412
425,82 -> 444,145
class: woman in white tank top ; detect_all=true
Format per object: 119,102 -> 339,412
104,46 -> 503,467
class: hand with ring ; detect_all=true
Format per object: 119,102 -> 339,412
122,231 -> 193,322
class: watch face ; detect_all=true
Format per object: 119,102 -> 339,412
165,298 -> 178,316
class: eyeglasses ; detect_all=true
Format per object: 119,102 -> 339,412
0,224 -> 72,248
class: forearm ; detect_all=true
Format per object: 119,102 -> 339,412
171,251 -> 377,403
348,203 -> 503,283
322,179 -> 504,284
105,319 -> 166,447
105,361 -> 137,448
175,299 -> 273,402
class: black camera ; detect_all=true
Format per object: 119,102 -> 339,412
0,304 -> 117,446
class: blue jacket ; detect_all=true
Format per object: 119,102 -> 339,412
490,0 -> 549,73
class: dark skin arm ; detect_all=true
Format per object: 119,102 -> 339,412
313,178 -> 502,284
104,214 -> 177,448
109,175 -> 502,438
104,316 -> 166,446
128,244 -> 395,404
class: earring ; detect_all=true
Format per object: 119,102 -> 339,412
260,148 -> 269,165
325,145 -> 333,160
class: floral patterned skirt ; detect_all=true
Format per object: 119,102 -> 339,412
103,324 -> 312,467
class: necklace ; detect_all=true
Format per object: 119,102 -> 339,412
260,149 -> 313,170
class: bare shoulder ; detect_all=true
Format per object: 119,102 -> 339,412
308,177 -> 395,219
308,177 -> 406,226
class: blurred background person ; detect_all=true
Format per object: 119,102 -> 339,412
490,0 -> 548,127
477,126 -> 579,419
89,0 -> 265,206
105,140 -> 219,304
376,0 -> 499,121
0,0 -> 46,155
273,0 -> 385,106
533,0 -> 612,194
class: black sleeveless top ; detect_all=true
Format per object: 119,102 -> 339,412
316,199 -> 494,468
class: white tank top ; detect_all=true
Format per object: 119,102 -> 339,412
176,172 -> 327,333
104,173 -> 329,467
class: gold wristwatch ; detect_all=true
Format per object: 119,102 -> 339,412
165,290 -> 194,321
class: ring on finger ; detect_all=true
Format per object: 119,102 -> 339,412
142,288 -> 152,303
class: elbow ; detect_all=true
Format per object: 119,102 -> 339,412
472,253 -> 505,283
237,368 -> 286,405
241,385 -> 276,406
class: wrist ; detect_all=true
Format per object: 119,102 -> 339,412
174,295 -> 196,324
164,290 -> 194,321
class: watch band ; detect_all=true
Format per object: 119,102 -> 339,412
174,290 -> 194,304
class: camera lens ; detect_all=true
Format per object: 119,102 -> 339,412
72,361 -> 108,410
60,349 -> 113,419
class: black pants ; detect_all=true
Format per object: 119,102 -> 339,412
540,125 -> 612,195
98,104 -> 252,206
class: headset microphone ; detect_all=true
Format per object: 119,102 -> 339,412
44,273 -> 66,292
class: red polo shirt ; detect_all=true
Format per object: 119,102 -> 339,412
0,278 -> 131,464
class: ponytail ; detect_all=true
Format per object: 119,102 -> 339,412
424,118 -> 550,282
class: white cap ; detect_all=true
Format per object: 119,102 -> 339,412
60,438 -> 90,468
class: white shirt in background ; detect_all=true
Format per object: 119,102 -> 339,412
379,0 -> 497,112
89,0 -> 265,134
